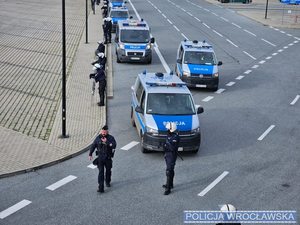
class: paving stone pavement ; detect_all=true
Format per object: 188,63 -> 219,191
0,1 -> 112,177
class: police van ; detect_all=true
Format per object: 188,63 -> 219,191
175,40 -> 222,91
115,19 -> 155,64
109,0 -> 126,8
131,71 -> 204,153
108,6 -> 129,32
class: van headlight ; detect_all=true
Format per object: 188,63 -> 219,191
213,72 -> 219,78
183,71 -> 190,77
146,43 -> 151,50
191,127 -> 200,134
119,43 -> 125,50
146,126 -> 159,135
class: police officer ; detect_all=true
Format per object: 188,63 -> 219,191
89,125 -> 117,193
89,64 -> 106,106
216,204 -> 241,225
106,17 -> 112,43
163,122 -> 180,195
95,40 -> 105,56
101,4 -> 108,18
92,52 -> 107,69
91,0 -> 96,14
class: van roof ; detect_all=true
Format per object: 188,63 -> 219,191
181,40 -> 214,53
118,19 -> 149,30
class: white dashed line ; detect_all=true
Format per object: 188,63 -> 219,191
259,60 -> 266,64
202,96 -> 214,102
272,52 -> 278,56
258,125 -> 275,141
294,37 -> 300,41
203,8 -> 210,12
198,171 -> 229,197
216,4 -> 222,8
274,28 -> 279,31
265,56 -> 272,60
157,9 -> 162,13
121,141 -> 139,150
280,31 -> 285,34
162,13 -> 166,18
243,51 -> 256,60
294,40 -> 299,43
261,38 -> 276,47
283,46 -> 288,49
212,12 -> 218,16
288,43 -> 294,46
167,19 -> 173,24
232,22 -> 241,28
181,33 -> 188,40
244,29 -> 256,36
226,39 -> 238,48
236,75 -> 244,80
220,17 -> 229,22
182,8 -> 186,12
244,70 -> 252,74
187,12 -> 193,16
213,30 -> 223,37
173,25 -> 180,31
226,81 -> 235,87
87,164 -> 97,169
154,6 -> 157,9
290,95 -> 300,105
252,65 -> 259,69
287,33 -> 292,36
278,49 -> 283,52
0,200 -> 32,219
195,17 -> 201,22
46,175 -> 77,191
203,23 -> 210,29
215,88 -> 225,94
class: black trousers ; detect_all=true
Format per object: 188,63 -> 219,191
98,158 -> 112,189
98,80 -> 106,105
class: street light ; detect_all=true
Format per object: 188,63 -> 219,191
265,0 -> 269,19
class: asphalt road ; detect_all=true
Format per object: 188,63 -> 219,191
1,0 -> 299,224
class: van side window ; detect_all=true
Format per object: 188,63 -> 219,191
136,82 -> 144,104
140,91 -> 145,110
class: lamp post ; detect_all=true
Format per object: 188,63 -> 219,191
61,0 -> 68,138
86,0 -> 88,43
265,0 -> 269,19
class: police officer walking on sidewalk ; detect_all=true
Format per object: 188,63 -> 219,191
162,122 -> 180,195
89,125 -> 117,193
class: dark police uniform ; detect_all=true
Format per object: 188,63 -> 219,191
95,42 -> 105,56
163,131 -> 180,195
94,68 -> 106,106
89,129 -> 116,192
92,55 -> 107,69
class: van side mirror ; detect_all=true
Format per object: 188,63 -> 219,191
135,106 -> 143,114
218,61 -> 223,66
177,59 -> 181,63
197,106 -> 204,114
150,37 -> 155,44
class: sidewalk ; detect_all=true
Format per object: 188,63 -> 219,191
0,4 -> 113,178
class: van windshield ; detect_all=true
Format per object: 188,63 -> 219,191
146,93 -> 196,115
120,30 -> 150,43
110,11 -> 128,18
184,51 -> 216,65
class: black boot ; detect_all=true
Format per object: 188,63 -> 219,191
97,185 -> 104,193
162,170 -> 174,189
163,171 -> 171,195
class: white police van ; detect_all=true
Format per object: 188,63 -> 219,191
115,19 -> 155,64
109,0 -> 126,8
131,71 -> 204,153
108,6 -> 129,32
175,40 -> 222,91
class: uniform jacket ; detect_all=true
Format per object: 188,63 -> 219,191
89,134 -> 117,160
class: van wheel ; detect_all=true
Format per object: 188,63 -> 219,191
130,107 -> 136,127
140,132 -> 149,153
116,54 -> 121,63
211,86 -> 218,92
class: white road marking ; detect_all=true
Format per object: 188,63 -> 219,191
280,30 -> 285,34
130,0 -> 171,73
294,37 -> 300,40
220,17 -> 229,22
226,82 -> 235,87
274,28 -> 279,31
244,29 -> 256,36
258,125 -> 275,141
204,8 -> 210,12
288,43 -> 294,46
181,33 -> 189,40
278,49 -> 283,52
290,95 -> 300,105
157,9 -> 162,13
121,141 -> 139,150
198,171 -> 229,197
195,17 -> 201,22
232,22 -> 241,28
167,19 -> 173,24
236,75 -> 244,80
162,13 -> 166,18
215,88 -> 225,94
272,52 -> 278,56
287,33 -> 292,36
259,60 -> 266,64
87,164 -> 97,169
216,4 -> 222,8
294,40 -> 299,43
212,12 -> 218,16
0,200 -> 32,219
226,39 -> 238,48
265,56 -> 272,60
243,51 -> 256,60
46,175 -> 77,191
283,46 -> 288,49
173,25 -> 180,31
261,38 -> 276,47
203,23 -> 210,28
182,8 -> 186,12
202,96 -> 214,102
213,30 -> 223,37
187,12 -> 193,16
244,69 -> 252,74
252,65 -> 259,69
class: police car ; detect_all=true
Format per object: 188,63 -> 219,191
109,0 -> 126,7
108,6 -> 129,32
175,40 -> 222,91
115,19 -> 155,63
131,71 -> 204,153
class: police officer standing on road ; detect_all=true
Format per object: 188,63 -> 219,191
89,63 -> 106,106
89,125 -> 117,193
162,122 -> 180,195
